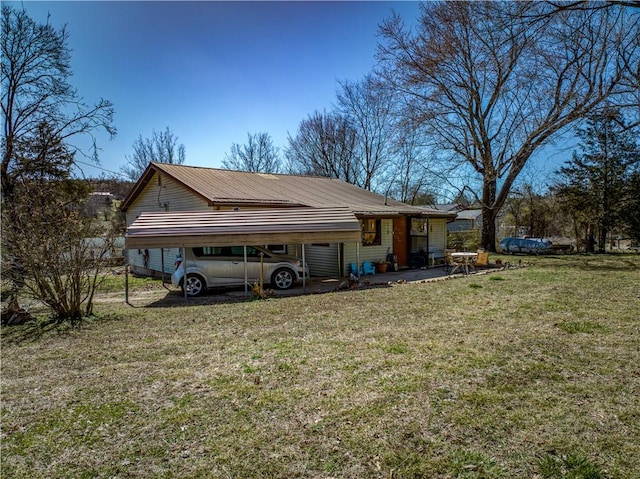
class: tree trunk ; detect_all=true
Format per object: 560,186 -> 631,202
587,225 -> 596,253
1,296 -> 33,326
598,228 -> 607,254
481,207 -> 498,252
481,177 -> 498,252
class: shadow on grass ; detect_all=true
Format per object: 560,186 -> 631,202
1,318 -> 67,345
138,289 -> 250,309
1,312 -> 125,346
139,281 -> 394,309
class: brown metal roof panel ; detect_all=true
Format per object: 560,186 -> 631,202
150,164 -> 409,211
126,231 -> 362,249
129,208 -> 359,227
128,223 -> 360,236
125,207 -> 361,249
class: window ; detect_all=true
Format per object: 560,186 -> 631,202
230,246 -> 263,257
193,246 -> 225,257
193,246 -> 269,258
266,244 -> 286,254
361,219 -> 381,246
410,218 -> 428,237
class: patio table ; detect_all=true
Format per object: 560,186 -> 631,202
450,252 -> 478,275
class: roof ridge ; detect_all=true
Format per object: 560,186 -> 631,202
153,162 -> 355,182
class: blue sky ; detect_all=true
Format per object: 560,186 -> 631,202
14,1 -> 423,179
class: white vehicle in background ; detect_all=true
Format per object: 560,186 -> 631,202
171,245 -> 309,296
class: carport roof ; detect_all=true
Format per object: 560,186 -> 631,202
125,207 -> 361,249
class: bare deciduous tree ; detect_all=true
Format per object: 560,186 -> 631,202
286,110 -> 359,184
120,127 -> 185,181
387,126 -> 437,205
336,75 -> 394,191
1,5 -> 115,197
378,1 -> 639,250
222,132 -> 281,173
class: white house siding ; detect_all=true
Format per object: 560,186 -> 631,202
428,218 -> 447,257
126,172 -> 210,275
343,219 -> 393,274
305,243 -> 340,277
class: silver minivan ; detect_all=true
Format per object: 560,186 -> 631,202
171,245 -> 309,296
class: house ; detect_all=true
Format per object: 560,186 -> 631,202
121,163 -> 455,277
448,209 -> 483,232
430,203 -> 463,214
428,204 -> 484,233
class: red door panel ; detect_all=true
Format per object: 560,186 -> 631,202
393,217 -> 409,267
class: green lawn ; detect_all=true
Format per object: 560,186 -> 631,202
2,255 -> 639,478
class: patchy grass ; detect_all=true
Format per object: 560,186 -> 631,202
556,321 -> 611,334
96,271 -> 168,293
537,452 -> 608,479
2,254 -> 639,478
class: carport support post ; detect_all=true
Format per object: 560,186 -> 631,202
244,245 -> 248,297
161,248 -> 166,286
125,255 -> 130,305
182,247 -> 188,300
302,244 -> 306,293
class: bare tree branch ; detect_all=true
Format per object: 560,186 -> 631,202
120,127 -> 185,181
286,110 -> 359,185
222,132 -> 281,173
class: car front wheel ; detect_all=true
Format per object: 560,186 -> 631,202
272,268 -> 295,290
183,274 -> 206,296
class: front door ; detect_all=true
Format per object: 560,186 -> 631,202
393,217 -> 409,267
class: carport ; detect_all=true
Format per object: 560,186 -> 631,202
124,207 -> 362,301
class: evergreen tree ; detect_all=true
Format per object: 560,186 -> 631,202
554,110 -> 640,252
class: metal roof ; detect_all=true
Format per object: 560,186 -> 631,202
125,207 -> 361,249
455,209 -> 483,220
121,163 -> 452,218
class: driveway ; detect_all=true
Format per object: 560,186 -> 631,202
119,264 -> 504,307
185,265 -> 494,299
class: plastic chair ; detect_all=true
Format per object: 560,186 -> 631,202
475,251 -> 489,268
361,261 -> 376,275
349,263 -> 359,277
443,250 -> 455,273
